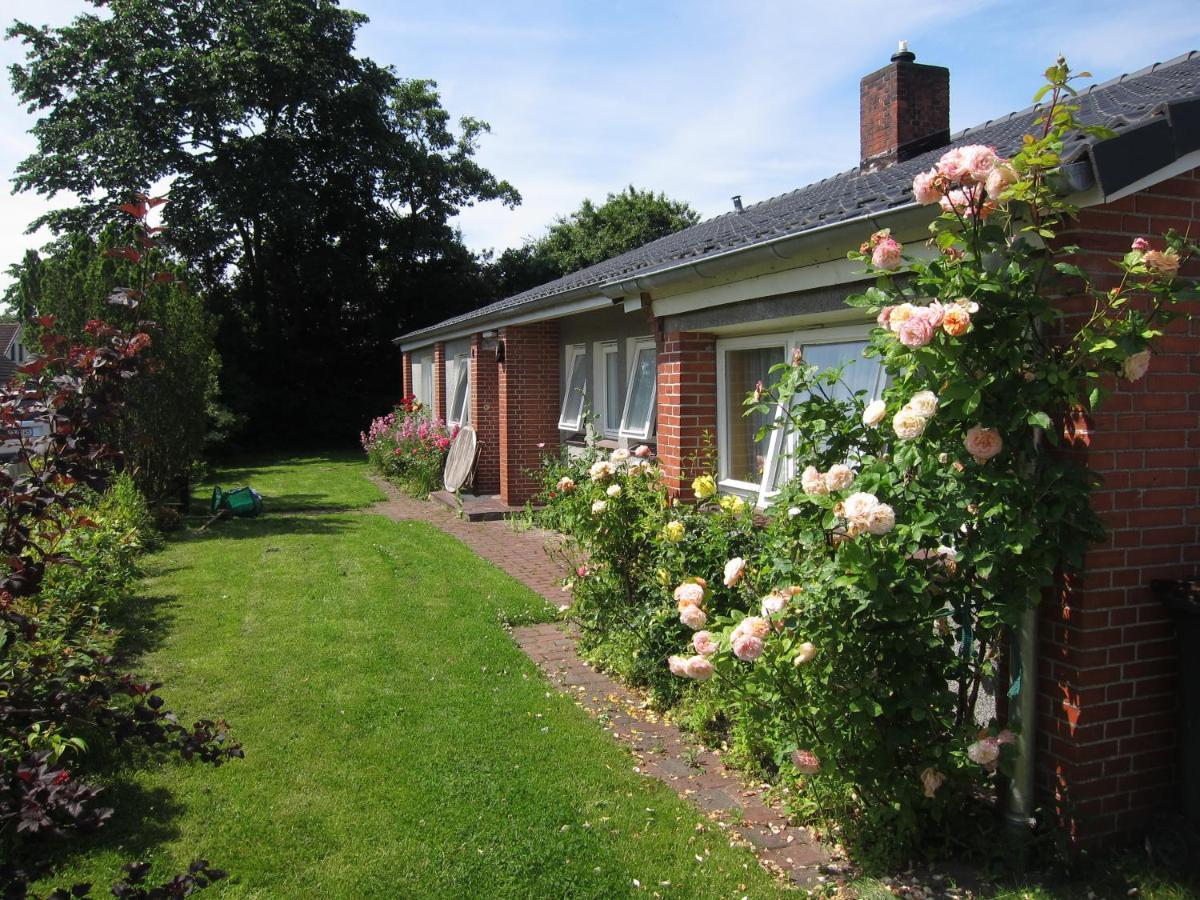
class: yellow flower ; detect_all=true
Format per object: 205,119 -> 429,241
719,494 -> 746,514
691,474 -> 717,500
662,521 -> 686,543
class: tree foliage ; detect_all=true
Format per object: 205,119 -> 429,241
490,186 -> 699,296
8,0 -> 518,442
6,226 -> 220,506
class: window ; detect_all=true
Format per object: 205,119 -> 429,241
447,353 -> 471,427
558,344 -> 589,431
413,353 -> 434,409
594,341 -> 622,438
619,339 -> 657,440
717,325 -> 885,506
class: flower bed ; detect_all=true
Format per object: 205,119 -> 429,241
361,396 -> 457,498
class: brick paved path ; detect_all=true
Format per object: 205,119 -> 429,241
366,476 -> 828,887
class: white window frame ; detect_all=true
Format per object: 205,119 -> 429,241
446,352 -> 471,427
416,354 -> 434,409
593,340 -> 621,439
716,323 -> 885,507
618,337 -> 657,441
558,343 -> 589,432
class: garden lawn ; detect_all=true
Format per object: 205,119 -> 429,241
38,455 -> 788,898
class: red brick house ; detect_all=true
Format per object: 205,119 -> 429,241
398,48 -> 1200,847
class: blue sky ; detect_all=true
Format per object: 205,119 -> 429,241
2,1 -> 1198,290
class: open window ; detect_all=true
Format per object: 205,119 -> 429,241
618,338 -> 657,441
558,344 -> 589,432
447,353 -> 471,427
717,325 -> 885,506
593,341 -> 622,438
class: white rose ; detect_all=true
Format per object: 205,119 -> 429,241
892,408 -> 928,441
723,557 -> 747,588
591,500 -> 607,515
606,484 -> 622,498
905,390 -> 939,419
610,448 -> 630,462
760,591 -> 788,615
866,502 -> 896,535
862,399 -> 887,427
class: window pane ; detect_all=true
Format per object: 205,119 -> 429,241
604,350 -> 622,431
560,350 -> 588,429
450,359 -> 470,423
622,346 -> 656,436
725,346 -> 785,484
801,341 -> 882,403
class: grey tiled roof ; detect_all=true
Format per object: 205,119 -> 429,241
403,51 -> 1200,343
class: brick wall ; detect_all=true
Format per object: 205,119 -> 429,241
471,334 -> 500,494
860,56 -> 949,170
1036,169 -> 1200,848
432,342 -> 446,421
401,351 -> 412,400
656,331 -> 718,499
498,322 -> 560,506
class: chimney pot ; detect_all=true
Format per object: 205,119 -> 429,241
860,46 -> 950,171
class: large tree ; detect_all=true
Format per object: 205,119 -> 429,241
490,186 -> 700,296
8,0 -> 518,442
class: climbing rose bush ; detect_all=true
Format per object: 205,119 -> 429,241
661,59 -> 1198,862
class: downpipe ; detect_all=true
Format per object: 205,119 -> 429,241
1006,425 -> 1044,846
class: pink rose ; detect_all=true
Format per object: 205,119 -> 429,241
731,633 -> 763,662
791,749 -> 821,774
964,426 -> 1003,463
684,655 -> 714,680
801,465 -> 829,496
968,738 -> 1000,771
674,582 -> 706,607
693,630 -> 718,656
876,306 -> 894,328
923,301 -> 945,328
984,162 -> 1017,200
962,145 -> 998,183
912,168 -> 941,205
1131,237 -> 1150,252
898,315 -> 935,348
1143,248 -> 1181,277
937,147 -> 969,182
760,591 -> 787,616
1122,350 -> 1151,382
679,604 -> 708,630
633,444 -> 651,458
576,564 -> 590,578
723,557 -> 746,588
735,616 -> 770,639
668,655 -> 689,677
824,464 -> 854,492
871,237 -> 903,270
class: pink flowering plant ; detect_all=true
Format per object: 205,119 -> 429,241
664,60 -> 1198,862
361,395 -> 457,497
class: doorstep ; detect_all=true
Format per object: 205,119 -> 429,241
429,489 -> 523,522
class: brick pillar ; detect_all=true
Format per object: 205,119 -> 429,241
498,322 -> 559,506
471,334 -> 500,494
1034,173 -> 1200,849
432,342 -> 446,421
656,330 -> 717,499
401,351 -> 412,400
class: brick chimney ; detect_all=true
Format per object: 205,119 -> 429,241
860,42 -> 950,172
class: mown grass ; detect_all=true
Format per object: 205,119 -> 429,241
35,455 -> 788,898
